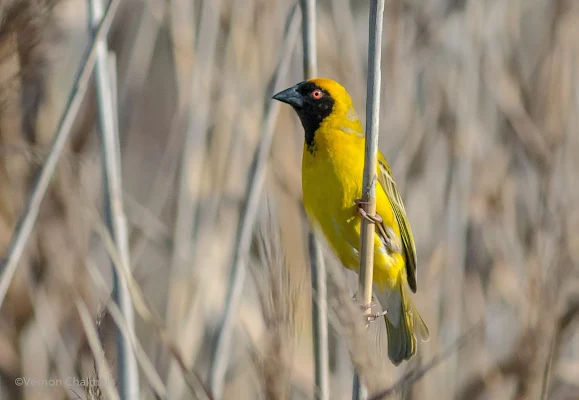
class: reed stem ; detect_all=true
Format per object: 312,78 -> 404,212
353,1 -> 385,398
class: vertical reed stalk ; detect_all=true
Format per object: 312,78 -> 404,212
354,1 -> 385,399
309,234 -> 330,400
300,0 -> 330,399
301,0 -> 317,78
89,0 -> 139,397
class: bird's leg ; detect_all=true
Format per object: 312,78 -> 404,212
376,225 -> 402,254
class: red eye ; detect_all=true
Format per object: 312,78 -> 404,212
311,89 -> 323,99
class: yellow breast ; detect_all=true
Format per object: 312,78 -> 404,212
301,126 -> 405,290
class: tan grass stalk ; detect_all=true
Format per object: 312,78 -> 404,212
354,1 -> 385,399
90,0 -> 139,396
75,297 -> 121,400
299,0 -> 330,398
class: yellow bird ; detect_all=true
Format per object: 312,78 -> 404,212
273,78 -> 429,365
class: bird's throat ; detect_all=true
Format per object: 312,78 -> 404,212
298,113 -> 323,152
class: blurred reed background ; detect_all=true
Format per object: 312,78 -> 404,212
1,0 -> 579,399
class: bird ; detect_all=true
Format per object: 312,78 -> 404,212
273,78 -> 429,365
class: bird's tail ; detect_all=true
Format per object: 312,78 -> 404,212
384,277 -> 429,365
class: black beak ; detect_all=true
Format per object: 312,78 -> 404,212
272,84 -> 303,108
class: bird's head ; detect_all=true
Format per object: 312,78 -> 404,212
273,78 -> 360,147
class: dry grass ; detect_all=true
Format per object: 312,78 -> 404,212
0,0 -> 579,399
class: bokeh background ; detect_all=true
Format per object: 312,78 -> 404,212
0,0 -> 578,399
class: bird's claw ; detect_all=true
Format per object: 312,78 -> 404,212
354,296 -> 386,323
364,310 -> 388,323
354,199 -> 383,224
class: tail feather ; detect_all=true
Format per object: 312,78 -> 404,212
384,279 -> 429,365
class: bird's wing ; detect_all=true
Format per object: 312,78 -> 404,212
377,152 -> 418,293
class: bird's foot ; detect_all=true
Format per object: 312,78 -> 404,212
355,296 -> 387,323
354,199 -> 383,224
364,310 -> 388,323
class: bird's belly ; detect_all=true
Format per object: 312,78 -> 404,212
302,154 -> 402,290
